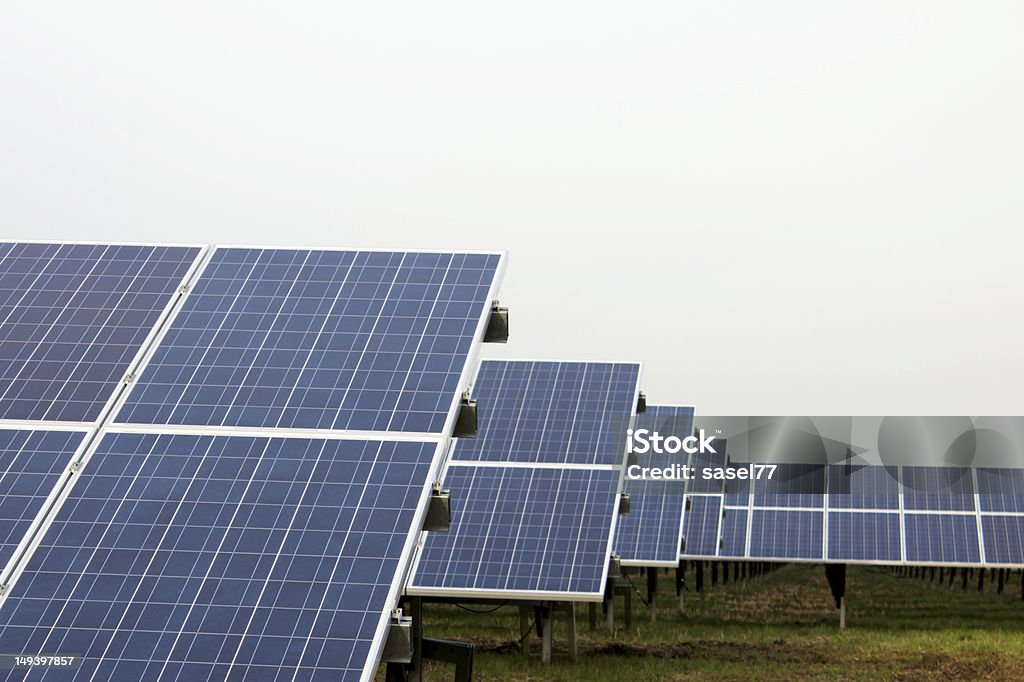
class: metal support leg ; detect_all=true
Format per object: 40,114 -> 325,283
839,596 -> 846,629
564,603 -> 578,663
588,602 -> 597,631
409,597 -> 424,682
979,568 -> 985,592
623,587 -> 632,630
540,604 -> 553,664
998,569 -> 1006,594
520,606 -> 531,657
647,568 -> 658,623
696,561 -> 704,600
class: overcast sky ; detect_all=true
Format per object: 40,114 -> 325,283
2,2 -> 1022,414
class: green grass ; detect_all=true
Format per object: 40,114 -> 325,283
379,564 -> 1024,681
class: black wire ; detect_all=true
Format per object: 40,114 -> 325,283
622,570 -> 651,607
517,617 -> 537,644
453,601 -> 509,614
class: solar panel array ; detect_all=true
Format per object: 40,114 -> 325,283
609,407 -> 1024,569
613,405 -> 694,566
408,360 -> 640,601
0,243 -> 505,682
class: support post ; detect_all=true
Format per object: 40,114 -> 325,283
979,568 -> 985,592
824,564 -> 847,629
647,567 -> 658,623
588,602 -> 597,631
998,569 -> 1006,594
520,606 -> 531,658
409,597 -> 424,682
539,604 -> 553,664
962,567 -> 969,590
711,561 -> 719,587
564,603 -> 578,663
676,560 -> 686,613
696,561 -> 704,599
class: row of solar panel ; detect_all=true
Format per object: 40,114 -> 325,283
687,498 -> 1024,566
1,242 -> 503,436
617,407 -> 1024,568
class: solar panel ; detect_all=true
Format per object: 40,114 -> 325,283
753,463 -> 825,509
0,428 -> 87,578
901,466 -> 976,512
113,248 -> 503,434
409,465 -> 618,599
719,507 -> 748,558
682,495 -> 722,557
449,359 -> 640,465
827,511 -> 902,562
981,516 -> 1024,565
614,405 -> 693,566
0,431 -> 440,681
976,468 -> 1024,512
615,481 -> 685,567
748,509 -> 823,560
903,513 -> 981,564
0,242 -> 203,423
828,464 -> 900,510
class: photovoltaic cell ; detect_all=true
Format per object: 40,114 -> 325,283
827,512 -> 901,562
0,429 -> 85,573
450,360 -> 640,465
828,464 -> 900,510
682,496 -> 722,558
410,465 -> 619,597
115,249 -> 501,433
0,432 -> 438,682
976,468 -> 1024,513
901,467 -> 976,512
981,516 -> 1024,565
0,242 -> 201,422
903,513 -> 981,564
748,509 -> 823,560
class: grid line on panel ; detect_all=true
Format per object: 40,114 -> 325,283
0,432 -> 438,681
450,360 -> 639,466
0,243 -> 202,423
411,465 -> 619,597
115,249 -> 502,434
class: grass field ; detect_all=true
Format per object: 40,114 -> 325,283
381,564 -> 1024,681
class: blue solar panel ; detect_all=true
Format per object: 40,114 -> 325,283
0,432 -> 438,681
410,465 -> 619,597
450,360 -> 640,465
827,512 -> 901,562
115,249 -> 502,433
613,405 -> 693,565
828,464 -> 900,510
682,496 -> 722,557
981,516 -> 1024,565
748,509 -> 823,560
903,513 -> 981,564
0,429 -> 86,574
614,480 -> 685,566
718,507 -> 747,558
976,468 -> 1024,513
753,464 -> 825,509
0,242 -> 202,422
902,466 -> 976,512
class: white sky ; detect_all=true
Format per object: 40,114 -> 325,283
2,2 -> 1022,414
